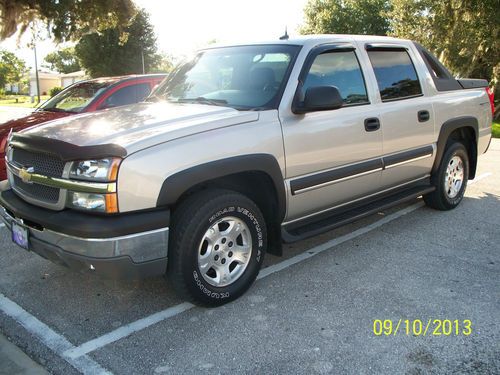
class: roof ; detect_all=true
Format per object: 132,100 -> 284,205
29,71 -> 60,79
60,70 -> 87,78
75,73 -> 168,85
204,34 -> 410,50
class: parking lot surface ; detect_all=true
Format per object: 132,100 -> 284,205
0,139 -> 499,375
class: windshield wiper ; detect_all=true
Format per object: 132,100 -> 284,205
40,107 -> 75,113
177,97 -> 228,106
144,93 -> 164,102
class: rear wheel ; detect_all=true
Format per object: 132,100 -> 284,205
167,189 -> 266,306
424,142 -> 469,210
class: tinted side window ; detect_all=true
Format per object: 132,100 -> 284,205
367,50 -> 422,101
303,51 -> 369,105
103,83 -> 151,108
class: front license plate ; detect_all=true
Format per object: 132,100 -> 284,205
12,222 -> 29,250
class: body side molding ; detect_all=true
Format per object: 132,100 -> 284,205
156,154 -> 286,220
290,145 -> 434,195
383,145 -> 434,168
290,158 -> 383,195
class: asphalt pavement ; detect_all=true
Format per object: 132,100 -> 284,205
0,112 -> 498,374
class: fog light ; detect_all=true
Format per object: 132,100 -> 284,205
67,192 -> 118,213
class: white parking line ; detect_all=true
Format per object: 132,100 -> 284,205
63,302 -> 194,359
1,171 -> 493,365
64,200 -> 428,358
0,293 -> 111,375
258,201 -> 424,280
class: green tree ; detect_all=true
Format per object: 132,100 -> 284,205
149,53 -> 174,74
44,47 -> 81,74
389,0 -> 499,113
75,9 -> 161,77
300,0 -> 392,35
0,0 -> 136,42
0,50 -> 28,88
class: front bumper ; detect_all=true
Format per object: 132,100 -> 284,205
0,187 -> 170,279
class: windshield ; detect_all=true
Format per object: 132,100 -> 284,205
152,44 -> 300,110
39,81 -> 111,113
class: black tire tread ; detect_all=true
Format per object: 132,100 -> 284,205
424,141 -> 468,211
167,188 -> 263,306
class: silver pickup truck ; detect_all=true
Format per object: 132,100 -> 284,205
0,35 -> 493,306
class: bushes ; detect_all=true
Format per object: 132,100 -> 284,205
49,86 -> 63,97
492,122 -> 500,139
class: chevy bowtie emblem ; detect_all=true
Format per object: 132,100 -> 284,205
19,167 -> 34,184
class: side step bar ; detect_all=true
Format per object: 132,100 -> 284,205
281,184 -> 435,243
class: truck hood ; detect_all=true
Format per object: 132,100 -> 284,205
21,102 -> 259,154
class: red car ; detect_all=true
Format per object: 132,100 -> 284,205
0,74 -> 166,180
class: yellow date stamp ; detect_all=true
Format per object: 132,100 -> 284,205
373,319 -> 472,336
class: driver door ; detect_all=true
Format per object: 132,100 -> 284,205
280,46 -> 383,222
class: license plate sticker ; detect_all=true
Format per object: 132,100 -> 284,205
12,222 -> 29,250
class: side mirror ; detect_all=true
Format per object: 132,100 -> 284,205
293,86 -> 343,114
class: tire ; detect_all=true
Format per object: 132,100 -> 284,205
424,142 -> 469,211
167,189 -> 267,307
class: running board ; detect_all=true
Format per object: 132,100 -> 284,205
281,185 -> 435,243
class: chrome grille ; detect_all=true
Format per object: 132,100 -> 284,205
13,175 -> 60,203
9,147 -> 66,208
12,148 -> 65,178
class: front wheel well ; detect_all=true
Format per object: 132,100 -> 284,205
172,171 -> 283,256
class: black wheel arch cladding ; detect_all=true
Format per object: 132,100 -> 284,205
156,154 -> 286,221
432,116 -> 478,179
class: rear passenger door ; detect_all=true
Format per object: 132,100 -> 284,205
365,45 -> 435,189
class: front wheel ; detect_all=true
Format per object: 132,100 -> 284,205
167,189 -> 267,306
424,142 -> 469,210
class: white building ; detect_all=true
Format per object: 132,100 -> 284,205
24,70 -> 88,96
60,70 -> 87,88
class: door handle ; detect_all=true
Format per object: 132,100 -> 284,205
364,117 -> 380,132
418,110 -> 430,122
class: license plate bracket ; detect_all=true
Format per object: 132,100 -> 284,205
12,221 -> 29,250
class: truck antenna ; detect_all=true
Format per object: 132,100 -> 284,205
279,27 -> 289,40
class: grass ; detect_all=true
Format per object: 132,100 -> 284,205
0,95 -> 50,108
492,121 -> 500,138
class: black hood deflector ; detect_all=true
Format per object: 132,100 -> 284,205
9,133 -> 127,161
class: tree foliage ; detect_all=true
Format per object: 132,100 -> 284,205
149,53 -> 175,74
300,0 -> 499,114
0,0 -> 136,42
300,0 -> 392,35
75,10 -> 161,77
389,0 -> 499,100
44,47 -> 81,74
0,50 -> 28,88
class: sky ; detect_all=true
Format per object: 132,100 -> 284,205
0,0 -> 308,72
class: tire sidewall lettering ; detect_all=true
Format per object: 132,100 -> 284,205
191,204 -> 265,300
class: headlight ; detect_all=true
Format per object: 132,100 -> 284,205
69,158 -> 121,182
67,191 -> 118,213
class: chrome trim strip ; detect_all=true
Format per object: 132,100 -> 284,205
294,167 -> 383,195
33,225 -> 169,243
384,154 -> 433,169
7,162 -> 115,194
289,145 -> 434,195
283,175 -> 430,226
